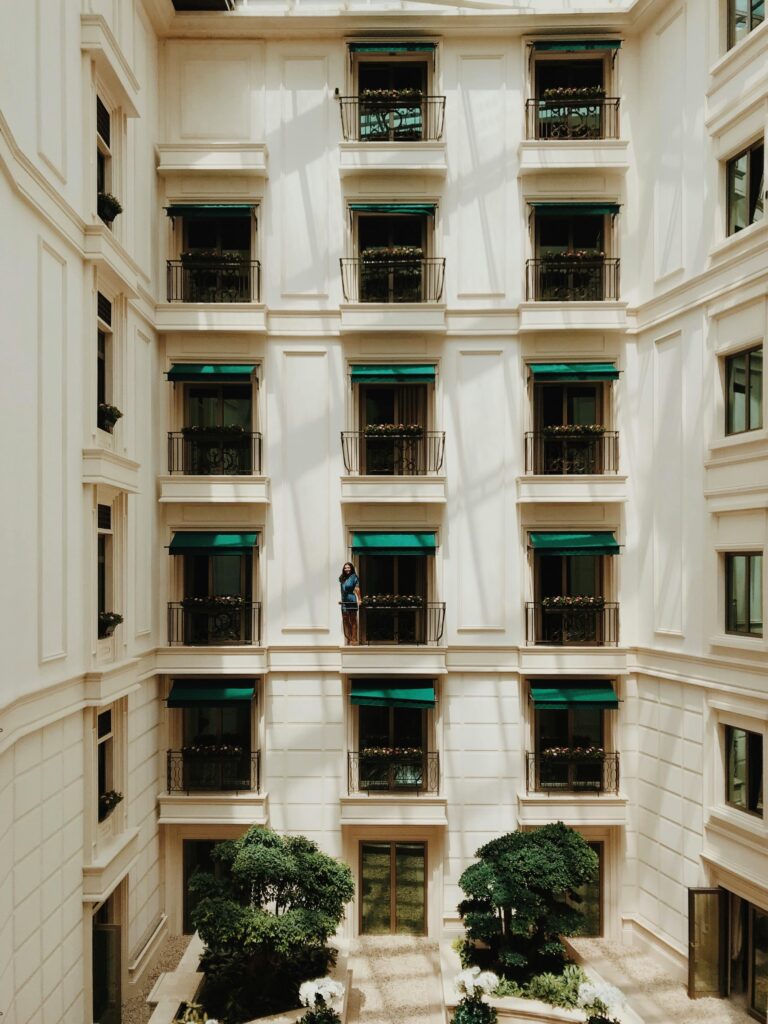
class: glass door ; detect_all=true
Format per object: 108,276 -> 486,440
750,904 -> 768,1019
360,841 -> 426,935
688,887 -> 727,998
92,897 -> 121,1024
183,839 -> 219,934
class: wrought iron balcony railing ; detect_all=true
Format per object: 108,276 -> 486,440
166,259 -> 261,303
340,258 -> 445,303
338,96 -> 446,142
525,258 -> 620,302
356,602 -> 446,646
525,751 -> 620,794
341,431 -> 445,475
525,97 -> 620,141
525,602 -> 619,646
524,431 -> 619,475
167,749 -> 260,793
348,751 -> 440,794
168,431 -> 262,475
167,601 -> 261,646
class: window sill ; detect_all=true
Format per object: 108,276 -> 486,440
708,19 -> 768,96
706,806 -> 767,847
709,632 -> 766,654
708,218 -> 768,265
706,429 -> 768,458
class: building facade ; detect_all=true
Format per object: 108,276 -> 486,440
0,0 -> 766,1020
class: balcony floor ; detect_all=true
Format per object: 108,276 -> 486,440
158,474 -> 270,504
517,474 -> 627,503
517,791 -> 628,827
340,474 -> 446,504
158,791 -> 268,826
340,794 -> 447,827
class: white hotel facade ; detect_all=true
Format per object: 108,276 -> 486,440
1,0 -> 767,1020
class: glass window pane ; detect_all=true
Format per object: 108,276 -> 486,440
572,707 -> 603,747
187,387 -> 220,428
749,554 -> 763,635
727,726 -> 748,809
359,706 -> 389,748
689,889 -> 725,997
211,555 -> 242,596
568,386 -> 598,425
751,907 -> 768,1016
221,386 -> 251,428
568,555 -> 599,596
728,153 -> 749,233
727,555 -> 747,632
361,843 -> 392,934
727,353 -> 747,434
395,843 -> 426,935
731,0 -> 750,44
747,731 -> 763,814
753,0 -> 765,28
750,146 -> 763,224
98,535 -> 107,615
537,709 -> 569,750
567,842 -> 602,936
748,349 -> 763,429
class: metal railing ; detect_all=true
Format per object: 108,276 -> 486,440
525,602 -> 619,646
341,431 -> 445,475
166,259 -> 261,303
348,751 -> 440,794
167,749 -> 260,793
340,258 -> 445,303
167,601 -> 261,646
525,258 -> 620,301
524,432 -> 619,475
525,97 -> 620,140
338,96 -> 446,142
168,431 -> 262,475
357,603 -> 446,646
525,751 -> 620,794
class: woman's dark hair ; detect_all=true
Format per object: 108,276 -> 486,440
339,562 -> 356,583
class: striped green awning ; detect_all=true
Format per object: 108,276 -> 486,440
530,203 -> 621,217
167,679 -> 255,707
352,532 -> 437,556
349,203 -> 436,216
532,40 -> 622,52
530,363 -> 619,381
530,682 -> 618,709
351,364 -> 436,383
165,204 -> 255,218
529,532 -> 620,556
166,364 -> 257,382
351,680 -> 435,708
168,532 -> 258,555
349,42 -> 436,53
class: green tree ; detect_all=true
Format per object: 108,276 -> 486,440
190,827 -> 354,1024
457,823 -> 598,981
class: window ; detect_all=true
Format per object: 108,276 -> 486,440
181,384 -> 254,474
727,142 -> 764,235
97,292 -> 117,433
358,213 -> 429,302
751,905 -> 768,1017
181,553 -> 254,645
97,709 -> 115,821
725,725 -> 763,815
566,841 -> 603,936
725,346 -> 763,434
728,0 -> 765,49
725,553 -> 763,636
358,383 -> 428,475
97,503 -> 114,637
96,97 -> 111,196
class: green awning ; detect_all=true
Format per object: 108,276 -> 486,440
351,364 -> 436,383
349,42 -> 436,53
530,203 -> 621,217
165,204 -> 255,218
352,532 -> 437,556
351,680 -> 436,708
168,532 -> 258,555
167,679 -> 255,707
530,682 -> 618,709
529,362 -> 619,382
529,531 -> 620,556
167,363 -> 257,382
532,40 -> 622,52
349,203 -> 436,216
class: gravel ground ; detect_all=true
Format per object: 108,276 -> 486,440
122,933 -> 192,1024
347,936 -> 444,1024
572,938 -> 753,1024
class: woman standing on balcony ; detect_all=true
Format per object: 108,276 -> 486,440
339,562 -> 362,645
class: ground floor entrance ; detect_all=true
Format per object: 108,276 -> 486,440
92,890 -> 122,1024
360,841 -> 427,935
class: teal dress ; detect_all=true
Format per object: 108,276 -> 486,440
340,573 -> 360,609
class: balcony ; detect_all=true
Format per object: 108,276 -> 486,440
167,600 -> 261,646
338,96 -> 447,175
341,256 -> 445,304
525,97 -> 620,141
525,751 -> 619,794
168,430 -> 262,475
525,602 -> 619,646
348,750 -> 440,794
167,258 -> 260,303
357,602 -> 446,646
340,430 -> 447,504
524,431 -> 619,475
525,257 -> 619,302
167,749 -> 260,793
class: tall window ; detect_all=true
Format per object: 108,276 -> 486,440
97,708 -> 115,822
725,725 -> 763,816
97,292 -> 116,433
725,553 -> 763,636
97,503 -> 116,639
725,345 -> 763,434
727,142 -> 764,235
728,0 -> 765,49
96,95 -> 113,225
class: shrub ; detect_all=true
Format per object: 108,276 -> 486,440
190,827 -> 354,1024
452,968 -> 499,1024
457,823 -> 599,981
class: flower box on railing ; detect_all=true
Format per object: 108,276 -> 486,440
361,246 -> 424,264
361,594 -> 425,608
360,88 -> 424,102
98,611 -> 123,638
541,86 -> 606,100
180,595 -> 246,609
180,250 -> 249,264
180,424 -> 247,436
181,743 -> 244,757
363,423 -> 424,437
541,424 -> 606,436
540,746 -> 606,761
361,746 -> 424,758
540,249 -> 606,262
541,595 -> 606,609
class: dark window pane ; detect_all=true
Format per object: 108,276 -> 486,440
186,218 -> 218,249
726,554 -> 748,632
395,843 -> 426,935
752,907 -> 768,1016
750,145 -> 764,224
97,331 -> 107,407
359,706 -> 390,748
220,216 -> 251,252
750,554 -> 763,635
728,152 -> 749,233
98,535 -> 107,615
726,352 -> 747,433
361,843 -> 392,934
727,726 -> 749,809
749,348 -> 763,429
98,710 -> 112,738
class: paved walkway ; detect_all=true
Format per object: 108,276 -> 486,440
346,936 -> 445,1024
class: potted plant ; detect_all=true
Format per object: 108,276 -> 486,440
181,423 -> 246,436
541,86 -> 606,101
364,422 -> 424,437
98,611 -> 123,638
541,249 -> 605,262
360,88 -> 423,102
361,746 -> 423,758
542,423 -> 605,436
98,789 -> 123,822
98,403 -> 123,432
361,593 -> 424,608
576,982 -> 625,1024
181,595 -> 245,609
452,968 -> 499,1024
298,978 -> 344,1024
97,192 -> 123,225
540,746 -> 606,761
541,595 -> 605,609
361,245 -> 424,263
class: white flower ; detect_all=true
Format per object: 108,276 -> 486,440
454,967 -> 499,998
299,977 -> 344,1008
205,1019 -> 220,1023
577,981 -> 625,1015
